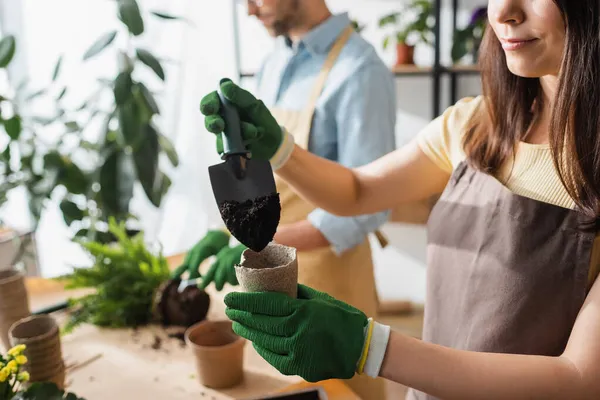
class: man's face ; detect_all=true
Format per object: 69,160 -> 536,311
246,0 -> 302,37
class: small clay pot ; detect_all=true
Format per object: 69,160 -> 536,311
396,43 -> 415,65
0,270 -> 30,350
235,243 -> 298,298
185,319 -> 246,389
9,315 -> 64,388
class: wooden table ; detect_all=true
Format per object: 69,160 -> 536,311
23,254 -> 362,400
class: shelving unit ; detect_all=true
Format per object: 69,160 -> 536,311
230,0 -> 481,119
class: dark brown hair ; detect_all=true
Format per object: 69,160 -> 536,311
462,0 -> 600,217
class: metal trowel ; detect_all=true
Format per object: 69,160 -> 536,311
208,78 -> 280,252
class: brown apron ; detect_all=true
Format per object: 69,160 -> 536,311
406,161 -> 596,400
270,25 -> 387,400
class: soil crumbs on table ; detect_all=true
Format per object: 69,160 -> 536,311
218,192 -> 281,252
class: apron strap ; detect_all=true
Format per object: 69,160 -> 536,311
304,24 -> 354,114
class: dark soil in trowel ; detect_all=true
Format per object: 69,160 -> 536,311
218,192 -> 281,252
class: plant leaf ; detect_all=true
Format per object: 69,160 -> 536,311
60,199 -> 85,226
137,82 -> 159,114
4,115 -> 22,140
60,162 -> 88,195
25,88 -> 46,101
65,121 -> 80,132
157,131 -> 178,166
56,87 -> 67,100
0,35 -> 16,68
118,0 -> 145,36
83,31 -> 118,61
118,101 -> 142,146
99,150 -> 135,218
132,123 -> 161,206
52,55 -> 63,81
150,11 -> 180,20
113,71 -> 133,105
135,48 -> 165,80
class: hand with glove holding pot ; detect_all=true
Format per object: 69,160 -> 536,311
224,284 -> 391,383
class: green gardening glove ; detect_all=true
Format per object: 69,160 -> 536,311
199,244 -> 246,291
170,230 -> 230,280
199,78 -> 289,163
224,284 -> 368,382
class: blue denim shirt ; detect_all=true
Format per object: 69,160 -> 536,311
255,13 -> 397,255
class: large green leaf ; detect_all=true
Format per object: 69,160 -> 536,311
83,31 -> 118,61
137,82 -> 159,115
132,123 -> 161,206
4,115 -> 22,140
60,199 -> 85,226
118,100 -> 142,146
52,55 -> 63,81
157,131 -> 178,166
136,48 -> 165,80
0,35 -> 16,68
99,150 -> 135,217
118,0 -> 144,36
113,71 -> 133,105
60,162 -> 88,195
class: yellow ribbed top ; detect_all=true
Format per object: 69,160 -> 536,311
416,96 -> 599,289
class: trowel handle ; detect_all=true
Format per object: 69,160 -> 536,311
218,79 -> 248,158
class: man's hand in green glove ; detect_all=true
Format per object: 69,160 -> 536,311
224,284 -> 368,383
170,230 -> 230,280
199,78 -> 294,169
199,244 -> 246,291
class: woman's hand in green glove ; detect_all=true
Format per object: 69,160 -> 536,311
224,284 -> 368,383
170,230 -> 230,280
199,244 -> 246,291
199,78 -> 294,168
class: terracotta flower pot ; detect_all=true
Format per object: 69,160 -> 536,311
0,270 -> 30,350
235,243 -> 298,298
9,314 -> 65,389
396,43 -> 415,65
185,319 -> 246,389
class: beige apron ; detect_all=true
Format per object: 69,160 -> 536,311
270,25 -> 387,400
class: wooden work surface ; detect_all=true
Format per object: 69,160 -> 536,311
23,254 -> 363,400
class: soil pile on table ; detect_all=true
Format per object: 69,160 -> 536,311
218,193 -> 281,252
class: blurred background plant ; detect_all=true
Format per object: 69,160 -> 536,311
378,0 -> 434,65
0,0 -> 185,249
451,6 -> 487,64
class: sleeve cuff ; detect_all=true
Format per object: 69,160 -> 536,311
357,319 -> 391,378
270,126 -> 295,170
307,208 -> 390,255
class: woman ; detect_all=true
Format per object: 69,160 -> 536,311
199,0 -> 600,398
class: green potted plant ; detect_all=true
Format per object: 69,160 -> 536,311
378,0 -> 435,65
56,218 -> 210,333
1,0 -> 186,246
1,344 -> 85,399
451,6 -> 487,64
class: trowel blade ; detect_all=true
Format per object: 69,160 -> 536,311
208,156 -> 277,204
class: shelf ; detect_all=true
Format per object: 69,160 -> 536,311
391,65 -> 433,76
444,64 -> 480,74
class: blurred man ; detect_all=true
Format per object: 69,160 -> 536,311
177,1 -> 396,397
